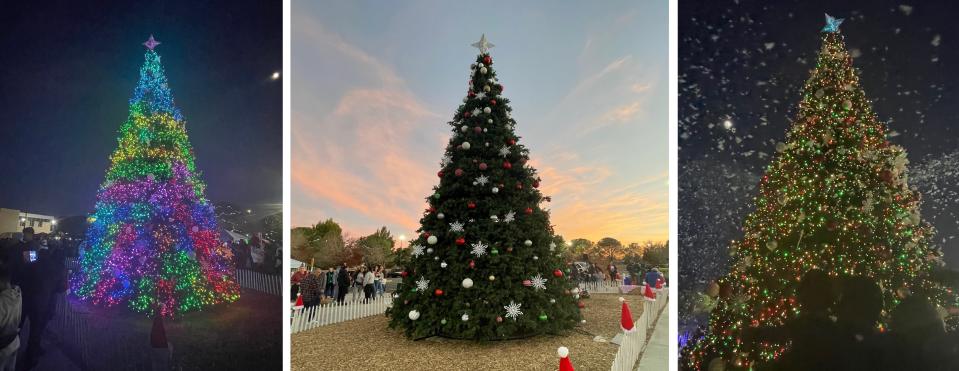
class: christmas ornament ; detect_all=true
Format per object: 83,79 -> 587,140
456,237 -> 466,246
462,278 -> 474,288
492,187 -> 499,194
461,314 -> 470,322
427,236 -> 438,245
468,201 -> 476,209
504,301 -> 523,321
553,269 -> 564,277
488,275 -> 495,281
479,162 -> 488,170
524,240 -> 533,246
822,13 -> 844,33
461,142 -> 471,150
538,314 -> 548,321
503,161 -> 512,169
408,310 -> 421,320
525,207 -> 533,215
440,262 -> 448,268
435,289 -> 444,296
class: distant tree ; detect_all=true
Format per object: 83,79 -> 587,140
290,219 -> 350,268
592,237 -> 624,264
567,238 -> 593,261
642,241 -> 668,267
261,212 -> 282,244
357,226 -> 395,267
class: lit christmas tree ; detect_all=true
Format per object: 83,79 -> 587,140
682,15 -> 955,369
385,35 -> 582,339
73,36 -> 240,317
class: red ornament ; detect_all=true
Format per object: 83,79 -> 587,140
434,289 -> 444,296
506,247 -> 513,253
400,271 -> 409,278
479,162 -> 488,170
473,126 -> 482,134
490,99 -> 497,105
523,280 -> 533,287
455,168 -> 464,177
456,237 -> 466,246
533,181 -> 540,188
464,111 -> 471,118
507,138 -> 516,145
422,232 -> 431,238
525,207 -> 533,215
577,301 -> 586,309
437,171 -> 443,178
496,316 -> 503,323
553,269 -> 564,278
428,206 -> 436,213
503,161 -> 512,169
468,201 -> 476,209
483,55 -> 492,65
469,260 -> 476,269
516,182 -> 523,190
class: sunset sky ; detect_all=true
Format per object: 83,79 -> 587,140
291,1 -> 667,244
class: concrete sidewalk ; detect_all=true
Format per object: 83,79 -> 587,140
637,306 -> 668,370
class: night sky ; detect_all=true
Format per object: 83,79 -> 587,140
0,1 -> 282,218
679,0 -> 959,326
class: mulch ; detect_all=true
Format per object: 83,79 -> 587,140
291,291 -> 647,371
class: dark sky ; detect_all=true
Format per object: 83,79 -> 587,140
0,0 -> 282,218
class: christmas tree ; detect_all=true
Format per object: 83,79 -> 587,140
385,35 -> 582,340
682,15 -> 955,369
73,36 -> 240,317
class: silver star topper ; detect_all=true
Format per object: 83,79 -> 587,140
471,34 -> 495,54
143,35 -> 161,50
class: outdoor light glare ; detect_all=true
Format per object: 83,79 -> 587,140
271,71 -> 280,80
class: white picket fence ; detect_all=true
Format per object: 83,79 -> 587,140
610,288 -> 669,371
579,279 -> 630,294
235,268 -> 282,296
290,295 -> 394,334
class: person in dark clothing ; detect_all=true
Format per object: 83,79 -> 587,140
881,295 -> 953,370
748,269 -> 842,371
7,228 -> 53,369
335,263 -> 350,304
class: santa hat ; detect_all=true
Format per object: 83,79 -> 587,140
655,277 -> 664,290
557,346 -> 575,371
619,297 -> 636,333
294,293 -> 304,308
643,284 -> 657,301
150,315 -> 168,348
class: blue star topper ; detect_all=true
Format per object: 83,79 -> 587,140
822,13 -> 844,33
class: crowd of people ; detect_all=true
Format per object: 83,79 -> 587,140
718,269 -> 959,370
230,234 -> 282,274
291,264 -> 388,311
0,227 -> 68,370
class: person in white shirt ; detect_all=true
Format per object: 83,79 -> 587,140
362,267 -> 375,303
373,266 -> 385,297
0,264 -> 22,371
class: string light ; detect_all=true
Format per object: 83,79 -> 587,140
73,47 -> 239,318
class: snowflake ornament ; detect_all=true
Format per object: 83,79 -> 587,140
498,145 -> 510,158
504,211 -> 516,223
475,92 -> 487,100
471,241 -> 488,257
476,175 -> 490,186
415,277 -> 430,292
530,274 -> 547,290
449,220 -> 465,233
504,301 -> 523,321
411,244 -> 425,257
471,108 -> 481,116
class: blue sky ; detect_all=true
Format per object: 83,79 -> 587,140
291,0 -> 668,244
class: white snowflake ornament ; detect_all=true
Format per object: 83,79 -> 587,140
504,301 -> 523,321
471,241 -> 488,257
411,244 -> 425,257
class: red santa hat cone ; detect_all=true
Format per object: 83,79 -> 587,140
557,346 -> 575,371
643,284 -> 657,301
619,297 -> 636,333
294,293 -> 304,308
655,277 -> 665,290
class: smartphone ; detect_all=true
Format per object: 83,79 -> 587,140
28,251 -> 37,263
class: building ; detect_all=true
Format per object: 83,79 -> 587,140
0,208 -> 57,235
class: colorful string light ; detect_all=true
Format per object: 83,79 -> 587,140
73,47 -> 239,318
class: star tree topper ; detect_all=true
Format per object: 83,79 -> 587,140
471,34 -> 495,54
822,13 -> 844,33
143,35 -> 161,50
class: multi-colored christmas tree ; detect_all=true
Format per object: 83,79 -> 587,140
682,15 -> 955,369
73,36 -> 240,317
385,35 -> 582,340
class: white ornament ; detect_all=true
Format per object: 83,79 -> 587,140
462,278 -> 474,288
408,310 -> 421,320
461,314 -> 470,321
549,242 -> 556,251
549,298 -> 556,304
480,67 -> 488,74
427,235 -> 438,245
461,125 -> 468,132
434,256 -> 439,261
461,142 -> 471,150
530,274 -> 547,290
483,107 -> 491,114
415,277 -> 430,292
426,247 -> 434,254
504,301 -> 523,321
441,261 -> 448,268
488,275 -> 495,281
491,215 -> 499,222
533,256 -> 538,260
471,108 -> 481,116
449,220 -> 465,233
571,288 -> 580,294
474,175 -> 490,186
475,92 -> 487,99
524,240 -> 533,246
411,244 -> 425,257
504,211 -> 516,223
471,241 -> 488,257
437,213 -> 445,220
492,187 -> 499,194
487,119 -> 493,124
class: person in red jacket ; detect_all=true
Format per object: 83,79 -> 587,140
290,266 -> 308,300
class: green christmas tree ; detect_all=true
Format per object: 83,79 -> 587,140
385,35 -> 582,340
682,15 -> 955,369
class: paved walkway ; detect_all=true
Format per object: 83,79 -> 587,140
637,306 -> 668,370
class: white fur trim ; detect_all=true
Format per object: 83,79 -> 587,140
557,346 -> 569,358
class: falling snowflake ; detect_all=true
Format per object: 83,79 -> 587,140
498,145 -> 510,158
471,241 -> 488,257
449,220 -> 465,233
530,274 -> 548,290
411,244 -> 425,257
476,175 -> 490,186
440,155 -> 452,167
504,211 -> 516,223
415,277 -> 430,292
504,300 -> 523,321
